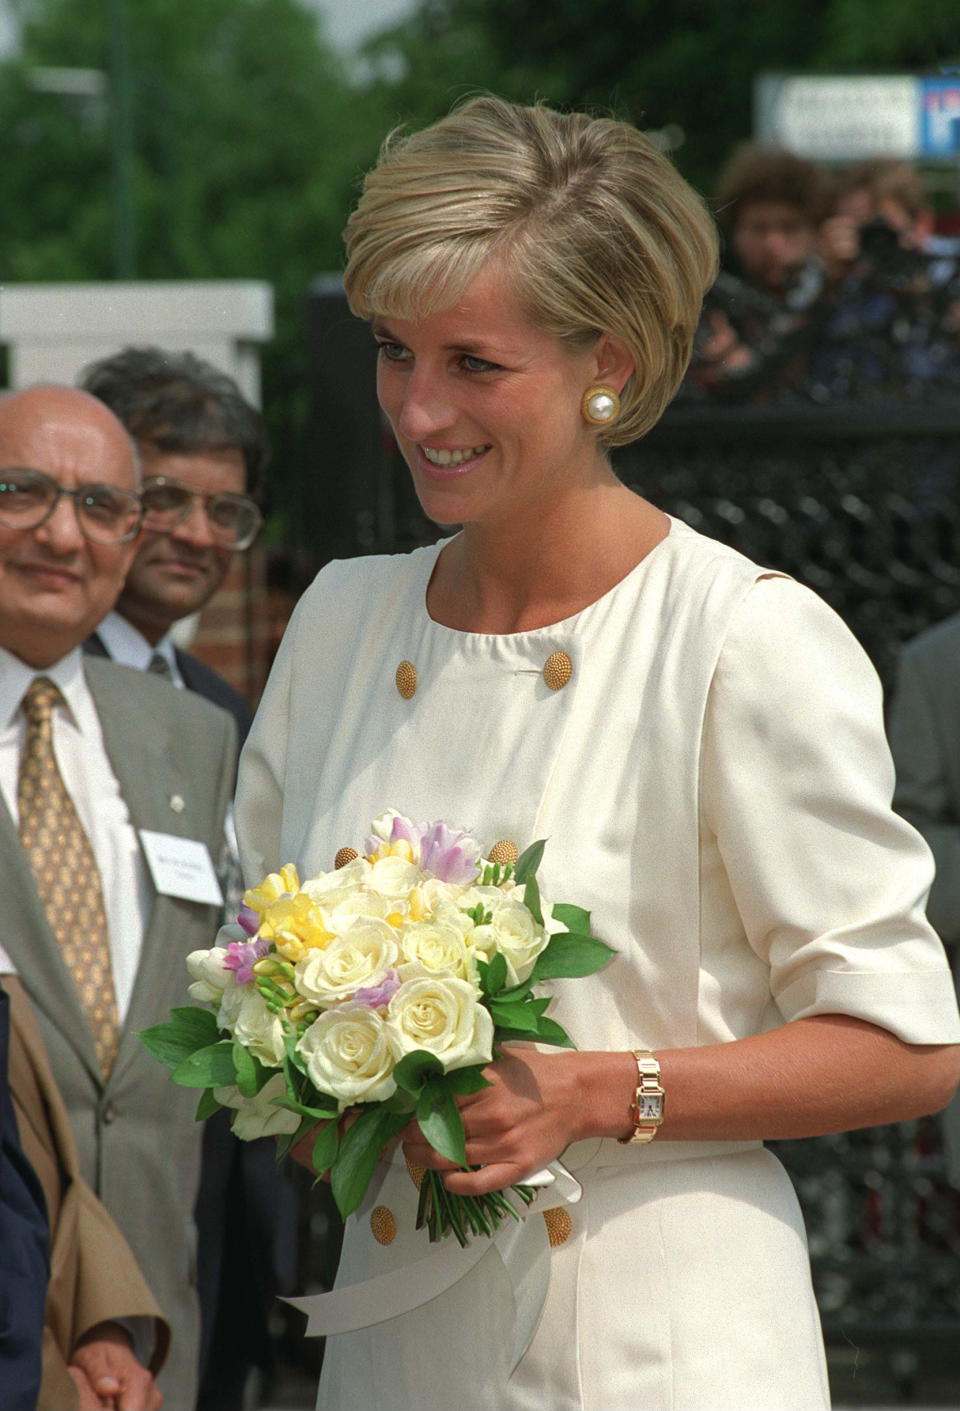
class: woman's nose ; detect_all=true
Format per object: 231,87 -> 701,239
393,368 -> 457,442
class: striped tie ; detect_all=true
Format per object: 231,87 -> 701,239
148,651 -> 173,680
17,677 -> 120,1077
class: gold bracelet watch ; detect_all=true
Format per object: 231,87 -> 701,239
617,1049 -> 665,1144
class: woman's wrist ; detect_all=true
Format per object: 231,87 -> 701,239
571,1050 -> 644,1142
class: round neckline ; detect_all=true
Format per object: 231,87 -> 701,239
419,517 -> 679,641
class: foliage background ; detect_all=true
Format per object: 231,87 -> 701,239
0,0 -> 958,540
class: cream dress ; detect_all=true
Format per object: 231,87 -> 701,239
236,517 -> 960,1411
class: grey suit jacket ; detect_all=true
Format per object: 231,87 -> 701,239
888,612 -> 960,1182
888,613 -> 960,946
1,656 -> 235,1409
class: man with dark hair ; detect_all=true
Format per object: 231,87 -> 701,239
80,345 -> 268,741
687,145 -> 832,400
715,143 -> 832,298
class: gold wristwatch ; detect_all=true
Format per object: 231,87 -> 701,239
618,1049 -> 665,1144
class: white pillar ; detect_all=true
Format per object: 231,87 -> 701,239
0,280 -> 273,406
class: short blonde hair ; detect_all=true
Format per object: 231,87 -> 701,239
343,96 -> 718,447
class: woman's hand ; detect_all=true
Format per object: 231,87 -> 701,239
402,1047 -> 637,1196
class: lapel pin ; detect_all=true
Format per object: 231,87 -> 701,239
169,794 -> 186,813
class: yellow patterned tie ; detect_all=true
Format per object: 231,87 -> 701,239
17,677 -> 120,1077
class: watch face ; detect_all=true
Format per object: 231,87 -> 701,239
639,1093 -> 664,1120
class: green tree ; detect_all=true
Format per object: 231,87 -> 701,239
361,0 -> 960,190
0,0 -> 391,529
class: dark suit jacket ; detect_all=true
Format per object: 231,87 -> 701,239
3,976 -> 169,1410
0,988 -> 49,1411
2,657 -> 234,1409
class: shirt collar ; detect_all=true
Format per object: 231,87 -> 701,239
0,644 -> 86,729
96,610 -> 175,672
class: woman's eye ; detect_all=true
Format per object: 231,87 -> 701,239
461,354 -> 498,373
376,341 -> 408,362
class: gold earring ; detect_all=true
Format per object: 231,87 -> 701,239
580,384 -> 621,427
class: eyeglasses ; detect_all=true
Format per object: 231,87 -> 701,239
140,476 -> 263,550
0,467 -> 143,544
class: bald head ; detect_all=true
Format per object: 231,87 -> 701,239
0,383 -> 143,667
0,384 -> 140,488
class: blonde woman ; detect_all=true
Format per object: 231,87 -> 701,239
238,97 -> 960,1410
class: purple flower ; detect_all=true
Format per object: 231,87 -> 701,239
236,904 -> 260,937
418,820 -> 481,884
352,969 -> 402,1009
223,938 -> 271,985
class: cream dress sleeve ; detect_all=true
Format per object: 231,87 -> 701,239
701,574 -> 960,1043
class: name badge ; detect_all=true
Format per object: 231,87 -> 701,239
139,829 -> 224,906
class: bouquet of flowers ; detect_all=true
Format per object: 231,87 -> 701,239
141,811 -> 614,1245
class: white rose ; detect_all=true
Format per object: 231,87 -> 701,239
231,990 -> 286,1065
473,897 -> 549,985
186,946 -> 236,1003
385,975 -> 493,1071
296,919 -> 400,1007
213,1073 -> 300,1140
398,919 -> 477,984
324,888 -> 396,933
367,855 -> 421,900
297,1006 -> 399,1108
301,856 -> 371,903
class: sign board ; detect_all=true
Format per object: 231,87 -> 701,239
920,78 -> 960,157
756,74 -> 960,160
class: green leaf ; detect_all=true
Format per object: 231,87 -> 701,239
417,1080 -> 467,1166
171,1041 -> 238,1089
139,1007 -> 220,1070
528,932 -> 616,982
331,1107 -> 409,1220
271,1095 -> 340,1122
311,1118 -> 341,1175
532,1016 -> 576,1049
478,951 -> 507,997
444,1064 -> 492,1096
233,1041 -> 260,1097
195,1088 -> 219,1121
393,1049 -> 444,1095
493,1019 -> 575,1049
523,876 -> 544,926
489,1000 -> 544,1033
551,902 -> 591,933
514,839 -> 546,884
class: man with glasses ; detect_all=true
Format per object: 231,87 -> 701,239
80,346 -> 267,748
0,384 -> 234,1408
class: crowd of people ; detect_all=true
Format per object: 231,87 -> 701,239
684,149 -> 960,405
2,99 -> 960,1411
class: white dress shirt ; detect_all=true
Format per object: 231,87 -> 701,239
96,610 -> 183,686
0,645 -> 149,1021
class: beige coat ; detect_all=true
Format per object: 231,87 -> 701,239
3,974 -> 169,1410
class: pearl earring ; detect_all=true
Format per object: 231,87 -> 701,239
580,384 -> 621,427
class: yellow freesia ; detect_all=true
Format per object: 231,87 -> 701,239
243,863 -> 301,917
258,893 -> 334,962
366,839 -> 415,864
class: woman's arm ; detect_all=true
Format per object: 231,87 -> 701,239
404,1018 -> 960,1197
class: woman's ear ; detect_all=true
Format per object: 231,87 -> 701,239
593,333 -> 635,395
